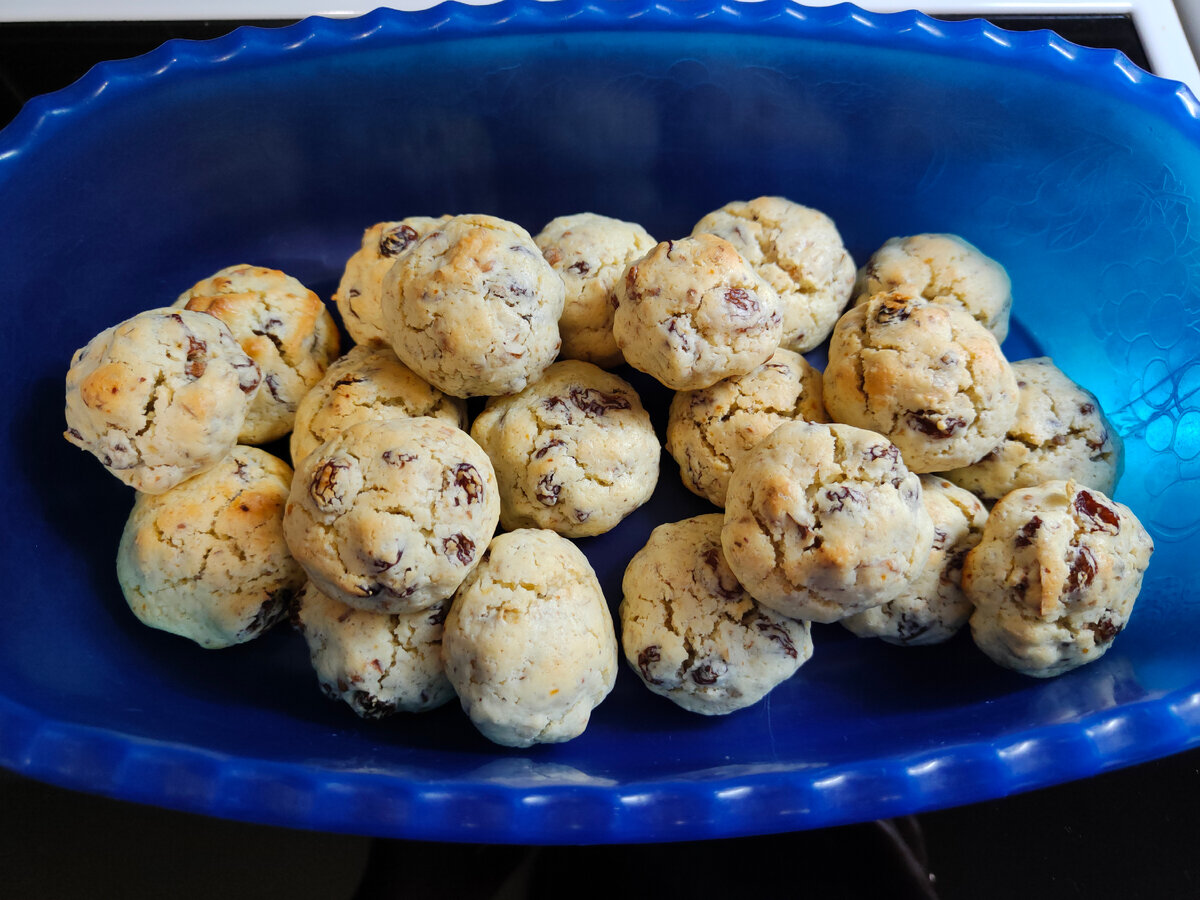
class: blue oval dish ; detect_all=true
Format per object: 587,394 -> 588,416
2,0 -> 1199,844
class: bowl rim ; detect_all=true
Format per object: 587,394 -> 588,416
2,0 -> 1199,844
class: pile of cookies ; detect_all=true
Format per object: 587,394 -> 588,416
62,197 -> 1155,749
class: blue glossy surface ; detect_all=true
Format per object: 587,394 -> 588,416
1,0 -> 1199,844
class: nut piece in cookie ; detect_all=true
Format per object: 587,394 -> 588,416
621,514 -> 813,715
381,213 -> 565,398
64,307 -> 261,494
612,233 -> 783,390
469,360 -> 660,538
175,264 -> 340,444
283,416 -> 500,614
441,529 -> 618,748
822,291 -> 1019,473
333,216 -> 452,347
666,347 -> 828,508
292,580 -> 455,718
854,233 -> 1012,342
290,344 -> 468,467
938,357 -> 1123,502
116,446 -> 303,648
842,475 -> 988,646
692,196 -> 856,352
721,421 -> 935,623
962,479 -> 1153,678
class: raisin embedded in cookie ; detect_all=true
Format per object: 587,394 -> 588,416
283,416 -> 500,614
64,307 -> 261,494
721,421 -> 935,624
962,480 -> 1153,677
116,446 -> 303,648
534,212 -> 657,368
621,514 -> 813,715
175,264 -> 340,444
441,529 -> 618,748
468,360 -> 660,538
692,195 -> 856,352
612,233 -> 783,390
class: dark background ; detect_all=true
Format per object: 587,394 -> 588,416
1,15 -> 1196,899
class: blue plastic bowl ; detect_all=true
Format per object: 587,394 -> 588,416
1,0 -> 1198,844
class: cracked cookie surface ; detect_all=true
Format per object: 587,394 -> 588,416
381,213 -> 565,397
535,212 -> 657,368
175,264 -> 339,444
822,291 -> 1019,473
842,475 -> 987,646
721,421 -> 935,623
692,195 -> 855,352
962,479 -> 1153,677
64,307 -> 261,494
333,216 -> 451,347
441,529 -> 618,748
116,445 -> 303,648
854,233 -> 1012,342
620,514 -> 813,715
938,357 -> 1123,501
292,580 -> 454,718
612,233 -> 783,390
283,416 -> 500,614
290,344 -> 468,467
469,360 -> 659,538
666,347 -> 828,508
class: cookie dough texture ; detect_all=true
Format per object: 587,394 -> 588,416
823,291 -> 1019,473
381,214 -> 565,397
469,360 -> 659,537
535,212 -> 657,368
292,580 -> 454,718
442,529 -> 618,748
175,264 -> 340,444
939,357 -> 1123,501
842,475 -> 987,646
721,421 -> 935,623
620,514 -> 813,715
116,446 -> 303,648
692,196 -> 856,352
666,348 -> 828,508
612,233 -> 783,390
963,480 -> 1153,677
289,344 -> 468,467
64,308 -> 261,494
333,217 -> 451,347
855,233 -> 1012,342
283,416 -> 500,614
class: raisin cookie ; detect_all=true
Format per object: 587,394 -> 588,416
823,291 -> 1019,473
612,233 -> 783,390
468,360 -> 659,537
854,233 -> 1012,342
116,446 -> 303,648
441,529 -> 618,748
289,344 -> 468,467
938,357 -> 1123,501
692,195 -> 856,352
666,348 -> 828,508
381,214 -> 565,397
64,308 -> 261,494
333,217 -> 451,347
721,421 -> 934,623
283,416 -> 500,614
842,475 -> 988,646
534,212 -> 657,368
620,514 -> 813,715
962,480 -> 1153,677
292,580 -> 454,718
